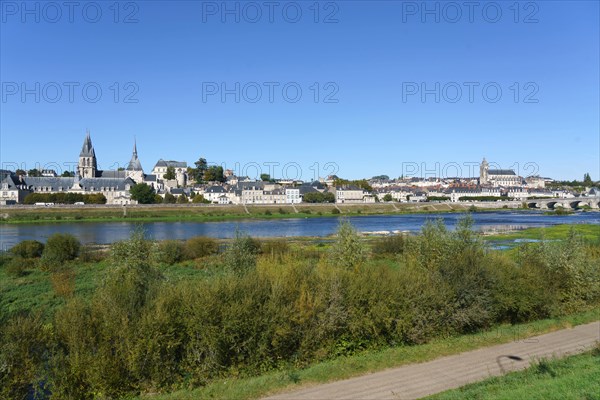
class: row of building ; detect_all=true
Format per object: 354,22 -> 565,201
0,133 -> 591,206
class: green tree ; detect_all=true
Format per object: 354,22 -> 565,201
61,170 -> 75,177
204,166 -> 225,182
176,194 -> 189,204
15,169 -> 26,176
163,193 -> 176,204
260,173 -> 271,182
223,230 -> 260,274
42,233 -> 81,263
130,183 -> 156,204
583,173 -> 593,186
328,221 -> 368,270
189,157 -> 208,183
383,193 -> 393,202
192,194 -> 210,203
27,169 -> 42,177
163,166 -> 176,180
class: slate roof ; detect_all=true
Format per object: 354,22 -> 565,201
127,141 -> 143,171
18,176 -> 134,191
79,132 -> 95,157
153,159 -> 187,168
98,170 -> 126,179
488,169 -> 516,176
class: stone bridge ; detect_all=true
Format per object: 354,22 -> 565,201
527,196 -> 600,210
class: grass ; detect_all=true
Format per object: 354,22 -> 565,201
139,308 -> 600,400
0,202 -> 480,224
487,224 -> 600,242
428,348 -> 600,400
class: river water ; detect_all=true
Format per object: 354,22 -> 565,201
1,211 -> 598,248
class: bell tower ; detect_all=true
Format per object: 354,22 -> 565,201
78,130 -> 97,178
480,157 -> 489,185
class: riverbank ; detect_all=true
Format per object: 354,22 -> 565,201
0,201 -> 540,225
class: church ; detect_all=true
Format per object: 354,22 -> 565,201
479,158 -> 523,187
1,131 -> 160,205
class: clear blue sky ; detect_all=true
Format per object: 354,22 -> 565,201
1,1 -> 598,181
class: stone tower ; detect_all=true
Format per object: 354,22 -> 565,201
78,130 -> 97,178
479,157 -> 489,185
126,139 -> 144,183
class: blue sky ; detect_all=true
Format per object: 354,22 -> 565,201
1,0 -> 598,181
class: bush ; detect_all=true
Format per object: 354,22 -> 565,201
372,234 -> 406,255
265,210 -> 272,215
184,237 -> 219,259
328,221 -> 368,270
154,240 -> 185,265
261,239 -> 290,260
42,233 -> 80,263
223,231 -> 260,274
78,245 -> 107,263
10,240 -> 44,258
5,257 -> 28,277
332,208 -> 341,214
50,268 -> 76,298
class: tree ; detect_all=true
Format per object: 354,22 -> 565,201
583,173 -> 593,186
383,193 -> 393,202
328,221 -> 368,270
163,193 -> 176,204
176,194 -> 188,204
189,157 -> 208,183
130,183 -> 156,204
61,171 -> 75,177
372,175 -> 389,180
192,194 -> 210,204
260,173 -> 271,182
163,166 -> 176,180
204,166 -> 225,182
15,169 -> 26,176
27,169 -> 42,177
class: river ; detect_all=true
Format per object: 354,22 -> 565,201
1,211 -> 598,249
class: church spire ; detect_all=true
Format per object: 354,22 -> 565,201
126,137 -> 143,171
79,129 -> 95,157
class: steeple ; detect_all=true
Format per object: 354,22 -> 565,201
78,130 -> 97,178
79,129 -> 95,157
126,138 -> 143,171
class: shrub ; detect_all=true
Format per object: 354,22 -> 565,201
5,257 -> 28,277
42,233 -> 80,263
265,210 -> 272,216
328,221 -> 368,270
223,230 -> 260,274
154,240 -> 185,265
10,240 -> 44,258
50,268 -> 76,298
372,234 -> 406,255
184,237 -> 219,259
261,239 -> 290,260
278,207 -> 288,214
332,208 -> 341,214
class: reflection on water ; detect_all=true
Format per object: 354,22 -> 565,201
0,211 -> 598,249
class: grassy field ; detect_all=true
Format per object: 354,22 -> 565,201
139,308 -> 600,400
428,348 -> 600,400
0,202 -> 481,224
487,223 -> 600,242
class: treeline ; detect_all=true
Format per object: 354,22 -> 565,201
24,192 -> 107,205
302,191 -> 335,203
1,219 -> 599,399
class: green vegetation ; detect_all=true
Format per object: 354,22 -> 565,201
0,202 -> 480,224
24,192 -> 107,204
302,192 -> 335,203
1,219 -> 599,399
130,183 -> 157,204
429,348 -> 600,400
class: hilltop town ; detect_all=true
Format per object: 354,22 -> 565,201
1,133 -> 598,207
